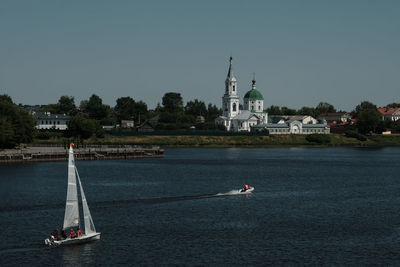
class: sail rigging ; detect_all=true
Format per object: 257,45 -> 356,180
76,168 -> 96,235
63,146 -> 80,229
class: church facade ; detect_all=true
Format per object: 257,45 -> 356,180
215,57 -> 267,131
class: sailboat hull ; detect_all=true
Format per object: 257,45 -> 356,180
45,232 -> 101,247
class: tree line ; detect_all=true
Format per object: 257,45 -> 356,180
1,92 -> 400,148
1,92 -> 223,147
0,95 -> 36,148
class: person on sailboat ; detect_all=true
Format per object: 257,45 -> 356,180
70,229 -> 77,238
61,230 -> 67,240
77,227 -> 82,237
51,229 -> 59,240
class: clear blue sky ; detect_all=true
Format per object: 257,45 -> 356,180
1,0 -> 399,111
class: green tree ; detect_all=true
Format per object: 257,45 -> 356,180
133,100 -> 148,123
162,92 -> 183,112
0,95 -> 36,148
0,95 -> 13,103
355,101 -> 381,134
394,120 -> 400,131
36,103 -> 59,114
387,103 -> 400,108
355,101 -> 376,115
185,99 -> 207,117
100,105 -> 117,126
85,94 -> 109,121
115,97 -> 148,123
206,103 -> 222,122
297,106 -> 316,117
0,117 -> 15,148
115,96 -> 135,121
315,102 -> 336,116
79,100 -> 88,111
57,96 -> 77,115
281,106 -> 297,115
67,115 -> 103,139
266,105 -> 282,115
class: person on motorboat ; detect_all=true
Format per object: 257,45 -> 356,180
240,184 -> 249,192
77,228 -> 82,237
243,184 -> 249,192
70,229 -> 77,238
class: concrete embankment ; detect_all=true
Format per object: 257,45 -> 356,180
0,146 -> 164,163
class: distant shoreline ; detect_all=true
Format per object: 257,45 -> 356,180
27,134 -> 400,148
2,134 -> 399,163
0,145 -> 163,163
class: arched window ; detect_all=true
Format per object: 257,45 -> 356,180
233,85 -> 235,91
251,105 -> 254,110
258,105 -> 261,111
233,103 -> 237,112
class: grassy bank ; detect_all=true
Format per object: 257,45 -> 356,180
31,134 -> 400,148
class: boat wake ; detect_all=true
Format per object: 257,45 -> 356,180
215,190 -> 243,196
0,189 -> 253,213
95,189 -> 253,208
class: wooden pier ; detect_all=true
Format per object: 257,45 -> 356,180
0,146 -> 164,163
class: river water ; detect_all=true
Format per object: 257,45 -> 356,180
1,147 -> 400,266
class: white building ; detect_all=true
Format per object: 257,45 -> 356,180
253,120 -> 330,134
377,107 -> 400,122
34,112 -> 69,130
270,115 -> 318,125
215,57 -> 267,131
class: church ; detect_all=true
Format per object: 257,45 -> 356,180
215,57 -> 330,134
215,57 -> 268,131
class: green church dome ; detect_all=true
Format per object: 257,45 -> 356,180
244,89 -> 264,100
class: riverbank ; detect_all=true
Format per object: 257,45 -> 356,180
0,145 -> 164,163
29,134 -> 400,148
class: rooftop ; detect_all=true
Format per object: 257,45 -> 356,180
377,107 -> 400,115
33,112 -> 69,120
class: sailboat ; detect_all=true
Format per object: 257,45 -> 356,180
45,144 -> 100,246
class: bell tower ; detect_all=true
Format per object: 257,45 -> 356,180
222,57 -> 240,119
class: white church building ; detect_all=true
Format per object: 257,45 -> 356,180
215,57 -> 267,131
215,57 -> 330,134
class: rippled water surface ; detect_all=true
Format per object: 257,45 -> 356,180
1,147 -> 400,266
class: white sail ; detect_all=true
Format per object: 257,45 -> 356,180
76,168 -> 96,235
63,146 -> 80,229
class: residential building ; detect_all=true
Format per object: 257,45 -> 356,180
33,112 -> 69,130
137,121 -> 155,132
377,107 -> 400,121
317,112 -> 351,123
